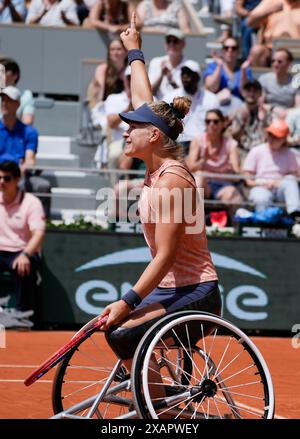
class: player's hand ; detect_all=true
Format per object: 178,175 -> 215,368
99,300 -> 131,329
12,253 -> 31,277
120,12 -> 142,51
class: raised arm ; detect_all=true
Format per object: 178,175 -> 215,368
247,0 -> 282,29
120,12 -> 153,109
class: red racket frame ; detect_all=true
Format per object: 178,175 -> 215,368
24,316 -> 108,386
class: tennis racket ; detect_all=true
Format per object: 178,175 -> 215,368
24,315 -> 108,386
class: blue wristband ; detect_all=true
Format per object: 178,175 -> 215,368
122,288 -> 142,310
128,49 -> 145,65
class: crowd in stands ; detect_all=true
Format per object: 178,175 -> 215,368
1,0 -> 300,327
1,1 -> 300,222
86,25 -> 300,223
0,0 -> 190,31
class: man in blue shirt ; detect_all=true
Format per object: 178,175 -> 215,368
0,86 -> 51,216
203,37 -> 253,101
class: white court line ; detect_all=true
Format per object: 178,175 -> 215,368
0,365 -> 287,419
0,378 -> 101,385
0,379 -> 52,383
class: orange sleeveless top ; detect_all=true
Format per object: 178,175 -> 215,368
138,159 -> 218,288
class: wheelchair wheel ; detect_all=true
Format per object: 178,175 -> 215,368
131,311 -> 275,419
52,330 -> 132,419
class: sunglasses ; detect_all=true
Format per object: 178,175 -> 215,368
223,45 -> 238,51
166,37 -> 180,45
205,119 -> 221,125
0,175 -> 13,182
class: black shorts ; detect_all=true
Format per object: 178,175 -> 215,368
105,281 -> 222,360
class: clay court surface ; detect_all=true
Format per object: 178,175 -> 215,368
0,330 -> 299,419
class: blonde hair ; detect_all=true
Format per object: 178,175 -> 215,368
148,97 -> 191,160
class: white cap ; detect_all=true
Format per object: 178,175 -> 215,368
1,86 -> 21,101
124,65 -> 131,77
181,60 -> 201,75
166,28 -> 185,41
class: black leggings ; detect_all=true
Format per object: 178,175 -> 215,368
105,286 -> 222,360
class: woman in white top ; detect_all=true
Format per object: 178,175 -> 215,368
136,0 -> 190,33
26,0 -> 79,26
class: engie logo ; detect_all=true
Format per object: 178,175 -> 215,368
74,247 -> 269,322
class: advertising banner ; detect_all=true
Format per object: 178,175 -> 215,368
41,231 -> 300,331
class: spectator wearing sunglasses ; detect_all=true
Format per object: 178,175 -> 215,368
148,28 -> 198,100
0,160 -> 45,325
186,108 -> 243,218
204,37 -> 253,102
162,60 -> 219,154
258,48 -> 300,116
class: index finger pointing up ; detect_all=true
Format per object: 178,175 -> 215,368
130,11 -> 136,29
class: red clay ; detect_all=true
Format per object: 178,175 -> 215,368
0,330 -> 299,419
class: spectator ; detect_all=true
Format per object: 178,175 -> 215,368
0,57 -> 35,125
136,0 -> 190,33
0,86 -> 51,217
248,0 -> 300,66
87,37 -> 127,127
230,79 -> 271,158
74,0 -> 91,25
235,0 -> 262,60
148,28 -> 197,101
219,0 -> 236,18
26,0 -> 79,26
204,37 -> 253,103
0,160 -> 45,325
87,0 -> 129,32
163,60 -> 219,154
243,119 -> 300,219
258,48 -> 300,114
186,108 -> 243,218
103,65 -> 132,168
0,0 -> 25,23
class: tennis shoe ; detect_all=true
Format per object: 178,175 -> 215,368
0,311 -> 33,328
5,308 -> 34,319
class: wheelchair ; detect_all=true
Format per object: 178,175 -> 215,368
51,311 -> 275,419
